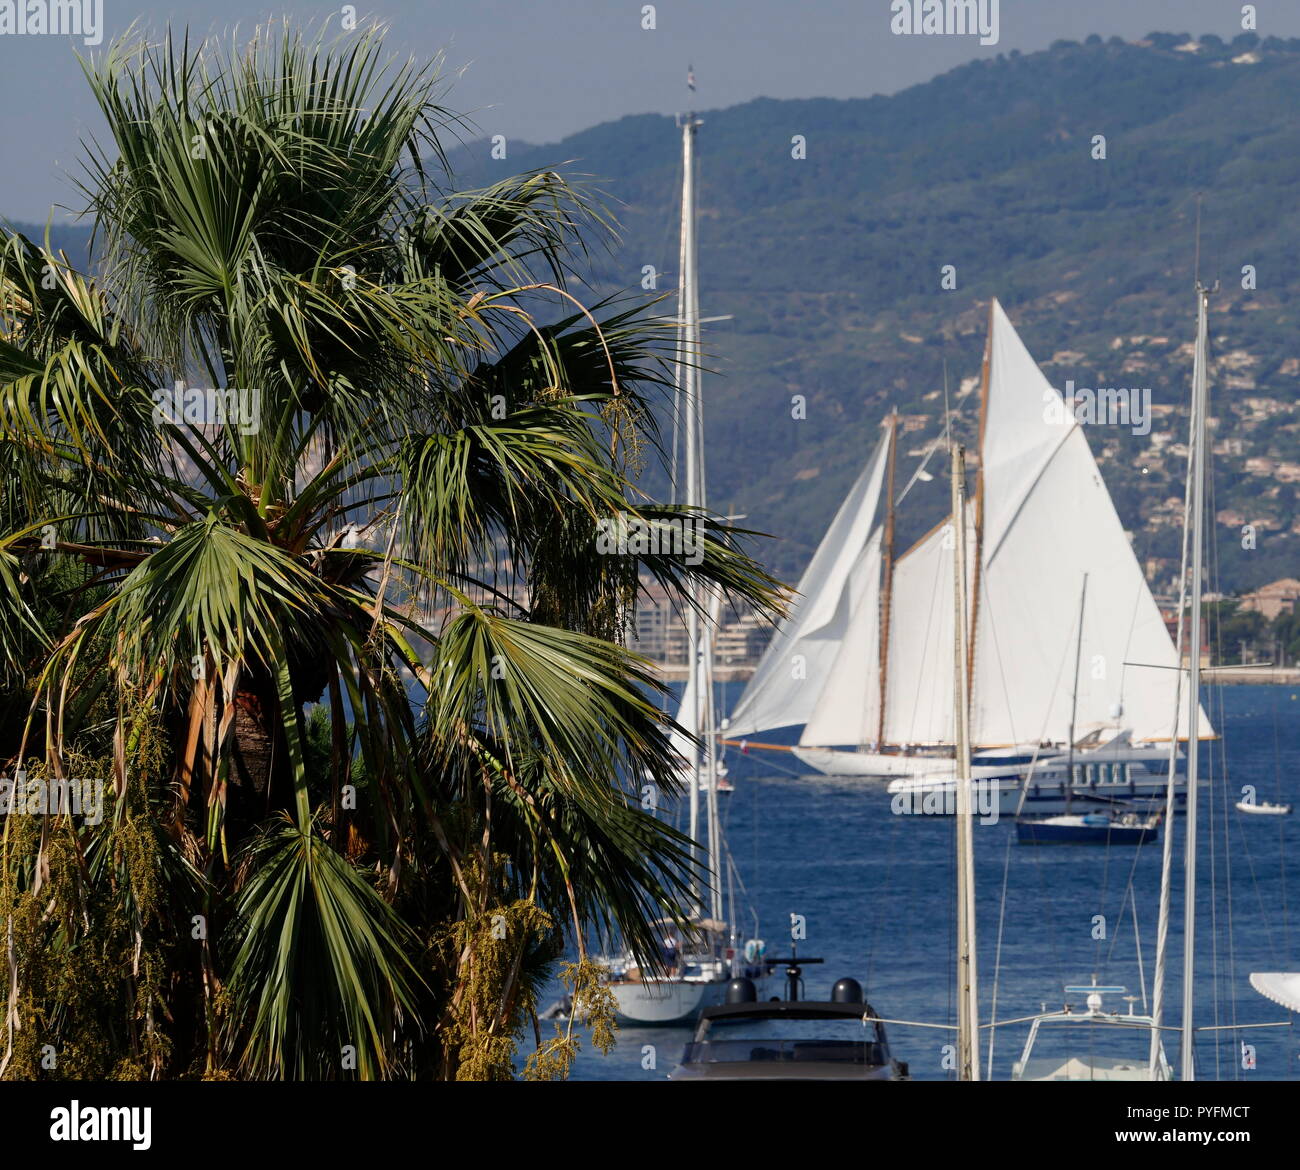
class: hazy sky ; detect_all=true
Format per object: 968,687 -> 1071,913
2,0 -> 1297,221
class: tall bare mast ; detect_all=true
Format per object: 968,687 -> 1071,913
676,93 -> 718,916
1149,284 -> 1201,1077
1179,281 -> 1212,1080
951,444 -> 980,1080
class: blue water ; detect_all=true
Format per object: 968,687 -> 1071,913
550,684 -> 1300,1081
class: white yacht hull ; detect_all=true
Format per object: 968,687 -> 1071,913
791,746 -> 952,778
1237,800 -> 1291,816
790,743 -> 1072,779
609,978 -> 726,1026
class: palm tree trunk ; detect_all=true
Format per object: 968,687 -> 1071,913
229,688 -> 277,826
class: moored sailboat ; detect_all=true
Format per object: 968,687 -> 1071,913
602,86 -> 764,1027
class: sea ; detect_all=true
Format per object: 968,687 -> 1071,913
547,683 -> 1300,1081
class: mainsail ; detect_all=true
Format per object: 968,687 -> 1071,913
877,507 -> 977,747
969,300 -> 1209,745
723,428 -> 891,738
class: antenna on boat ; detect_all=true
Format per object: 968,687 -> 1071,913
942,359 -> 951,448
1193,192 -> 1202,288
760,947 -> 824,1002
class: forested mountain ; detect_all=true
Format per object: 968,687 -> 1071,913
12,30 -> 1300,592
451,30 -> 1300,593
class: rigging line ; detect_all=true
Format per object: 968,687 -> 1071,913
718,838 -> 754,927
1102,790 -> 1150,968
1209,744 -> 1223,1080
945,779 -> 957,1081
897,362 -> 979,507
1094,772 -> 1116,977
1133,885 -> 1149,1014
976,549 -> 1025,749
1201,465 -> 1226,1081
1202,446 -> 1230,1077
1275,686 -> 1291,968
1115,558 -> 1148,715
1277,682 -> 1297,1076
1207,464 -> 1244,1078
1103,812 -> 1152,979
1269,676 -> 1284,800
745,751 -> 810,780
863,786 -> 905,1000
985,817 -> 1016,1081
1099,600 -> 1167,984
858,719 -> 911,998
1011,615 -> 1083,1005
1090,594 -> 1119,976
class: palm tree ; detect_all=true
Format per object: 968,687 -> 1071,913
0,23 -> 781,1080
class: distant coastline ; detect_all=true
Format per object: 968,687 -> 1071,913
643,662 -> 1300,686
1202,667 -> 1300,686
645,662 -> 755,683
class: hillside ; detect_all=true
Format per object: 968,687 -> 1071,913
449,30 -> 1300,593
11,31 -> 1300,594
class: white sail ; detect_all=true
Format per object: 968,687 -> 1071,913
798,528 -> 883,747
737,299 -> 1209,757
668,587 -> 725,778
669,669 -> 699,774
880,508 -> 976,746
724,429 -> 890,738
971,300 -> 1211,745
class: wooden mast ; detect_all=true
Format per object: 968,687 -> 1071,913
951,443 -> 979,1080
874,410 -> 899,747
965,301 -> 994,741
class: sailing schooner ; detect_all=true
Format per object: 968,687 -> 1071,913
724,300 -> 1212,804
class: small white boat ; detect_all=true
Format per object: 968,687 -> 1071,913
602,922 -> 771,1026
606,958 -> 729,1026
1236,799 -> 1292,816
1012,979 -> 1170,1081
